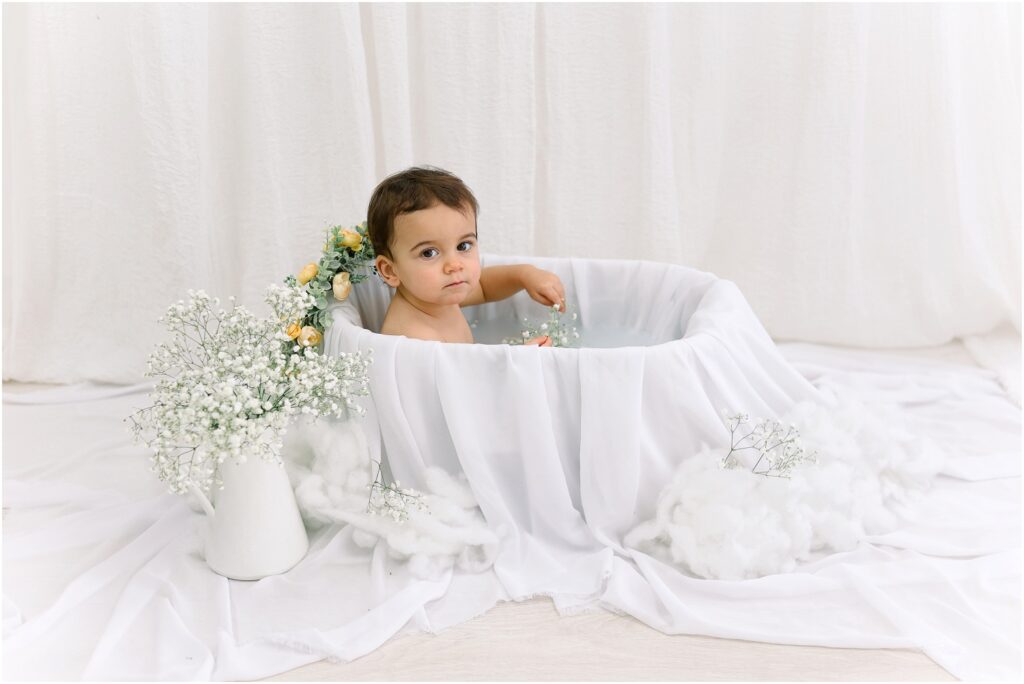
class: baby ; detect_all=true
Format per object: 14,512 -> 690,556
367,166 -> 565,345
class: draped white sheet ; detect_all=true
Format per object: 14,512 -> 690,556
3,350 -> 1019,680
3,2 -> 1020,384
5,257 -> 1018,680
325,254 -> 828,601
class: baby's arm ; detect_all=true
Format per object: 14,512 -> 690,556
462,265 -> 566,311
460,265 -> 523,306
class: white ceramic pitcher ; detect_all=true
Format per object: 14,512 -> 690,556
189,453 -> 309,580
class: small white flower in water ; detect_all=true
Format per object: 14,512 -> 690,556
522,331 -> 530,338
540,323 -> 548,331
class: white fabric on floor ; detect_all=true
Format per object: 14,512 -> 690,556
4,341 -> 1020,678
962,321 -> 1023,406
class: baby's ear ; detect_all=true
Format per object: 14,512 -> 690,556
375,255 -> 400,288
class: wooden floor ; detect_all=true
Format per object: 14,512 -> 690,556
263,596 -> 953,681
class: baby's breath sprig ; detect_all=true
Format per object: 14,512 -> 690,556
502,304 -> 581,347
366,459 -> 430,523
718,410 -> 818,478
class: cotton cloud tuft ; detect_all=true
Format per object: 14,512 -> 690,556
281,417 -> 498,580
625,388 -> 945,580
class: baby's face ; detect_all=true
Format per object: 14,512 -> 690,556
377,202 -> 481,308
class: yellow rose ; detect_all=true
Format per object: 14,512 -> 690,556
338,229 -> 363,251
297,263 -> 319,285
286,322 -> 302,339
332,271 -> 352,301
297,326 -> 322,347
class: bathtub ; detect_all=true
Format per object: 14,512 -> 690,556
323,254 -> 823,600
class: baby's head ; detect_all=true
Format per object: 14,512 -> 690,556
367,167 -> 482,306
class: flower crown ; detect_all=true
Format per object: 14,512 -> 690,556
283,222 -> 376,346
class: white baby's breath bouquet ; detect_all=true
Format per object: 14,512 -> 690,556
127,284 -> 371,497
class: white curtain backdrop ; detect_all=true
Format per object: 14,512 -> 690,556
3,2 -> 1020,384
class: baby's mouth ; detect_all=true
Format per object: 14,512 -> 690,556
444,280 -> 467,288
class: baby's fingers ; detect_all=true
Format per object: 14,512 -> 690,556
548,280 -> 567,311
542,287 -> 564,311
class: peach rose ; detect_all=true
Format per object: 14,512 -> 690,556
338,229 -> 363,251
286,322 -> 302,339
297,262 -> 319,285
332,271 -> 352,301
297,326 -> 322,347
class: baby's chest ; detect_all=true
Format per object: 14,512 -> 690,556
444,316 -> 475,344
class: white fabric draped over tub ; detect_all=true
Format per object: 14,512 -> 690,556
325,255 -> 824,605
316,254 -> 1019,678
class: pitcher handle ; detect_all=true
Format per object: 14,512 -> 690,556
188,482 -> 216,518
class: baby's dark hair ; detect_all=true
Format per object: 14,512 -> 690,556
366,166 -> 480,258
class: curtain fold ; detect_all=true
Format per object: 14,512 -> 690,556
4,2 -> 1019,383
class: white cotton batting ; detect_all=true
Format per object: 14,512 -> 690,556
624,390 -> 946,580
281,418 -> 498,579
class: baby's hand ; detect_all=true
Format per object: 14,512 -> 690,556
521,266 -> 566,312
524,335 -> 552,347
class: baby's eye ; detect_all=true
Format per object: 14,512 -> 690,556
457,241 -> 475,252
420,247 -> 439,259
